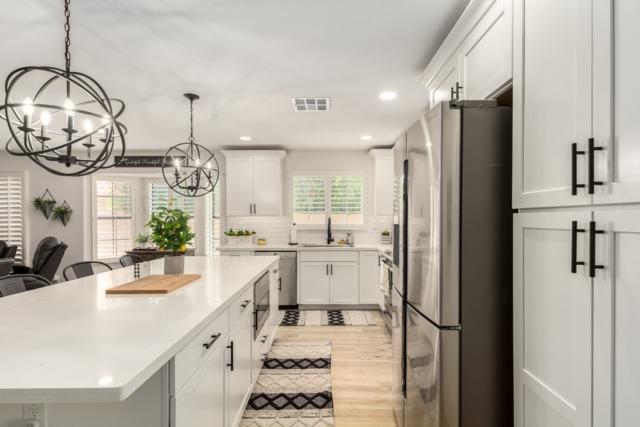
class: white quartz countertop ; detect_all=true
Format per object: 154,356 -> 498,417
0,255 -> 277,404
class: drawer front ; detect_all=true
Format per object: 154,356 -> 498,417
174,309 -> 229,392
220,250 -> 254,256
229,286 -> 254,330
299,250 -> 359,262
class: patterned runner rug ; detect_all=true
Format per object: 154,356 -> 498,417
241,340 -> 335,427
280,310 -> 377,326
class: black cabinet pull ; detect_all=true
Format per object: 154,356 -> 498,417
571,143 -> 586,195
571,221 -> 586,273
450,86 -> 456,100
203,333 -> 221,350
241,299 -> 251,309
326,264 -> 329,276
226,341 -> 234,371
589,221 -> 606,278
278,277 -> 282,291
330,264 -> 333,275
588,138 -> 605,194
261,335 -> 268,344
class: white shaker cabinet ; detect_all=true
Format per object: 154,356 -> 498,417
300,262 -> 331,304
592,210 -> 640,426
592,0 -> 640,205
223,150 -> 286,216
329,262 -> 359,305
174,345 -> 226,427
513,211 -> 592,427
429,54 -> 461,107
226,303 -> 254,427
512,0 -> 592,209
458,0 -> 511,100
369,149 -> 394,217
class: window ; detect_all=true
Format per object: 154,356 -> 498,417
95,180 -> 133,259
0,173 -> 25,261
293,174 -> 364,225
149,182 -> 195,231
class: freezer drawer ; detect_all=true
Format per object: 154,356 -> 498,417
405,304 -> 459,427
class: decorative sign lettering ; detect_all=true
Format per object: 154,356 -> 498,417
114,156 -> 185,168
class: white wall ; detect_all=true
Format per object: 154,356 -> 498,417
0,153 -> 89,274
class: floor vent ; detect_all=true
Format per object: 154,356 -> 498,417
291,97 -> 330,112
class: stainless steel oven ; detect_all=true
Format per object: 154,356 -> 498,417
381,256 -> 395,334
253,271 -> 270,341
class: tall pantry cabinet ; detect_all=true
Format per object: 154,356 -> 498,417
513,1 -> 640,426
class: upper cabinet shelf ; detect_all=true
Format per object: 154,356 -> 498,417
222,150 -> 286,217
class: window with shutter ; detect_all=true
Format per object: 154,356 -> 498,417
0,173 -> 25,261
204,184 -> 222,255
95,180 -> 133,260
293,174 -> 363,225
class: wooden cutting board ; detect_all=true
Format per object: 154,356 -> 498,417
106,274 -> 202,295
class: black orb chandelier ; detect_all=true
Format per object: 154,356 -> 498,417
0,0 -> 126,176
162,93 -> 219,198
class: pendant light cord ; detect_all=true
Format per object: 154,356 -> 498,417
189,98 -> 194,142
64,0 -> 71,96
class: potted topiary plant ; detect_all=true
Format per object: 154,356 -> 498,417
52,201 -> 73,226
146,207 -> 195,274
380,229 -> 392,244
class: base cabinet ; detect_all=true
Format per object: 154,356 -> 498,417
358,251 -> 380,304
227,305 -> 254,427
174,346 -> 226,427
300,262 -> 331,304
329,262 -> 358,304
514,210 -> 640,427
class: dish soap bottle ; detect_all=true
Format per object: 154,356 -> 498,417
289,222 -> 298,245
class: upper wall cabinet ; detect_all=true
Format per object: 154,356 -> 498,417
222,151 -> 286,216
592,0 -> 640,205
423,0 -> 512,107
369,149 -> 394,217
513,0 -> 640,209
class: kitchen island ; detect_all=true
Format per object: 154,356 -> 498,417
0,255 -> 280,427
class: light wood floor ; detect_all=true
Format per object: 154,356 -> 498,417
276,311 -> 395,427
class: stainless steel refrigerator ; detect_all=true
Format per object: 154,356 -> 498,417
392,100 -> 513,427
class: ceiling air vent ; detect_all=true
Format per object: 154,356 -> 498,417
291,97 -> 330,112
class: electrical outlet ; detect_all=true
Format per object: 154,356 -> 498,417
23,403 -> 46,426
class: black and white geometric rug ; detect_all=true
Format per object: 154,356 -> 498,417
241,340 -> 335,426
280,310 -> 377,326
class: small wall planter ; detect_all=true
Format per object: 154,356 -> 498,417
32,189 -> 57,220
52,201 -> 73,226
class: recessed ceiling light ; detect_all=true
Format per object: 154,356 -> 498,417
379,91 -> 397,101
360,135 -> 373,141
239,136 -> 252,141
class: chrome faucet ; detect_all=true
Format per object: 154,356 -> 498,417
327,217 -> 334,245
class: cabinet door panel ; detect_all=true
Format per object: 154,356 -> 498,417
429,55 -> 460,108
300,262 -> 330,304
252,157 -> 282,215
174,346 -> 225,427
226,157 -> 253,216
592,211 -> 640,426
513,0 -> 591,208
460,0 -> 512,99
330,262 -> 358,304
227,309 -> 253,427
514,212 -> 592,427
593,0 -> 640,204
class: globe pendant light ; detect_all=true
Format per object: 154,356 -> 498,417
0,0 -> 127,176
162,93 -> 219,198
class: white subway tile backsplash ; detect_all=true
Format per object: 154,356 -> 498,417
224,216 -> 392,245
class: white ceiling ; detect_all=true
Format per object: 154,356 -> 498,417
0,0 -> 469,151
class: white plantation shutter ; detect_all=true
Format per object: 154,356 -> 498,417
0,173 -> 25,261
148,182 -> 196,242
95,180 -> 133,259
203,184 -> 222,255
293,176 -> 327,225
293,174 -> 363,225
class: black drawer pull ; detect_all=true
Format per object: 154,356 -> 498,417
203,333 -> 221,350
589,221 -> 606,278
241,299 -> 251,309
261,335 -> 268,344
571,143 -> 586,195
571,221 -> 586,273
226,341 -> 234,371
